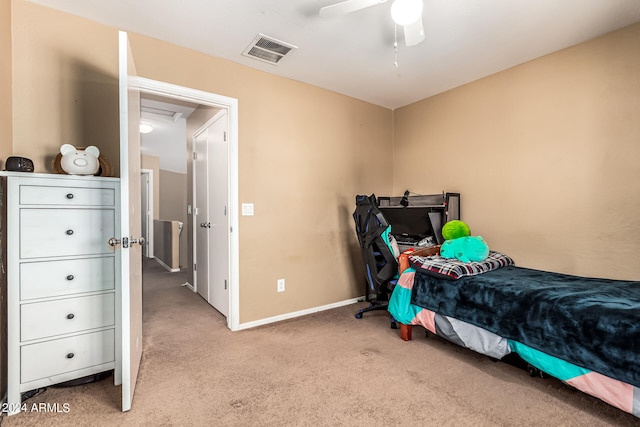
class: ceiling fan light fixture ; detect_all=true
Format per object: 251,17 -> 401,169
391,0 -> 423,26
139,123 -> 153,134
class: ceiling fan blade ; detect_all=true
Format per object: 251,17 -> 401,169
319,0 -> 388,18
403,17 -> 425,47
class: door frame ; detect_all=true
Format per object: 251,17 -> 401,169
140,168 -> 154,258
129,76 -> 240,331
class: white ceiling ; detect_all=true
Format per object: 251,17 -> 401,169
25,0 -> 640,109
139,95 -> 197,174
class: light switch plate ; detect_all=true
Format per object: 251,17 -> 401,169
242,203 -> 254,216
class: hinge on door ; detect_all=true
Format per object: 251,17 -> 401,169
224,131 -> 227,142
194,263 -> 197,271
224,279 -> 227,290
193,152 -> 197,160
224,206 -> 227,216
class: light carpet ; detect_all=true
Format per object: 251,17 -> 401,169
2,259 -> 637,426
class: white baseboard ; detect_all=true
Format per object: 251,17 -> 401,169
181,282 -> 195,291
235,297 -> 364,331
154,257 -> 180,272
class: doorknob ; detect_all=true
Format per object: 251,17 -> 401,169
200,222 -> 211,228
130,237 -> 146,246
108,236 -> 145,248
108,237 -> 128,248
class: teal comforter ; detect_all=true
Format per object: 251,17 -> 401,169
411,265 -> 640,388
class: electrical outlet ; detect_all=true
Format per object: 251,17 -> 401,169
277,278 -> 285,292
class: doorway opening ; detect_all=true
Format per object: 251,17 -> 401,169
131,77 -> 239,331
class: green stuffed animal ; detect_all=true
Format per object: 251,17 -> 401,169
440,235 -> 489,263
441,220 -> 470,240
440,220 -> 489,262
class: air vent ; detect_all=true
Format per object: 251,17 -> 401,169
141,105 -> 183,122
242,34 -> 297,65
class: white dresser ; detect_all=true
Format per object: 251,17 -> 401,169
1,172 -> 120,415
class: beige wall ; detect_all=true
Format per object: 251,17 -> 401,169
11,0 -> 120,175
393,23 -> 640,280
130,35 -> 393,320
10,1 -> 394,323
0,0 -> 12,401
229,86 -> 390,320
1,0 -> 12,164
5,0 -> 638,330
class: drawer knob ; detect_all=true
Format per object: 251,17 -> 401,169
66,229 -> 74,236
66,275 -> 74,281
67,313 -> 75,320
66,353 -> 75,359
66,193 -> 74,199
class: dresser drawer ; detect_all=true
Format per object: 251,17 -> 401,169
20,185 -> 115,206
20,257 -> 115,300
20,209 -> 115,259
21,293 -> 115,341
21,329 -> 115,384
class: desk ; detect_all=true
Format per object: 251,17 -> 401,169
379,192 -> 460,246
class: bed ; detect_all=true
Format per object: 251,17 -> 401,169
388,250 -> 640,418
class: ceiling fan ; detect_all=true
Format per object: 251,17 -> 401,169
319,0 -> 425,47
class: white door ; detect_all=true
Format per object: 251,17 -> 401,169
208,112 -> 230,317
194,130 -> 209,302
193,111 -> 230,316
118,31 -> 143,413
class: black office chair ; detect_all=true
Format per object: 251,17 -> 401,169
352,194 -> 399,329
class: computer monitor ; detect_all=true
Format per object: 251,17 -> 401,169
377,206 -> 437,244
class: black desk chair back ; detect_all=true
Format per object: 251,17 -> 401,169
352,194 -> 398,328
